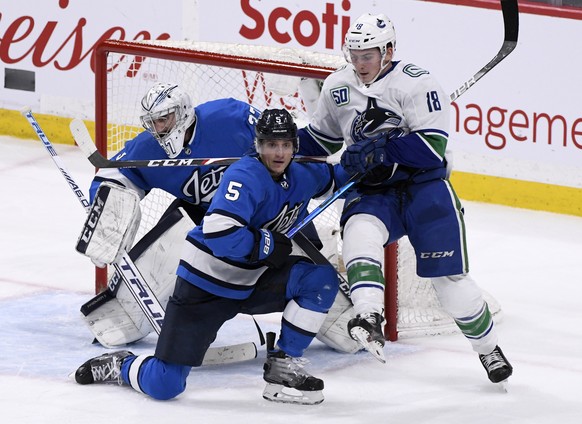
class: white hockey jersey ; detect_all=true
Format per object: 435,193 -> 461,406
302,61 -> 450,172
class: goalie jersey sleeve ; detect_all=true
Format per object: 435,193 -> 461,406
89,98 -> 260,207
176,155 -> 336,299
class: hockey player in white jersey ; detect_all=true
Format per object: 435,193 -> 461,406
296,13 -> 513,384
74,108 -> 352,405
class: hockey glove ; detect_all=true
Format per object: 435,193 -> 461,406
340,134 -> 392,175
250,229 -> 292,269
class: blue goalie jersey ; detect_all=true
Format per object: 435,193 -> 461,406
89,98 -> 260,209
176,155 -> 339,299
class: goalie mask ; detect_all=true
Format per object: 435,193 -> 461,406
140,83 -> 196,158
254,108 -> 299,154
343,13 -> 396,84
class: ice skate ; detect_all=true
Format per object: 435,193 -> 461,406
262,333 -> 324,405
74,350 -> 133,385
479,345 -> 513,387
348,312 -> 386,363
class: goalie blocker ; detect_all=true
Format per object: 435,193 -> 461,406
80,198 -> 360,355
76,182 -> 141,267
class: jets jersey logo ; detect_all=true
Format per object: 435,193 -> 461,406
182,166 -> 228,204
350,98 -> 403,142
264,202 -> 303,233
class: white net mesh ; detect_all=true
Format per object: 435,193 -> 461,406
98,40 -> 501,338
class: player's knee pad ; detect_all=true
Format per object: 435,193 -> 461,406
288,262 -> 338,311
127,355 -> 190,400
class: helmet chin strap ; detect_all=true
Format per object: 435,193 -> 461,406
182,117 -> 197,151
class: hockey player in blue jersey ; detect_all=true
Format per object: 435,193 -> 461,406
78,82 -> 263,347
295,13 -> 513,384
74,108 -> 350,405
79,82 -> 360,355
89,82 -> 260,220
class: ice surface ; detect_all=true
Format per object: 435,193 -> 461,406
1,136 -> 581,423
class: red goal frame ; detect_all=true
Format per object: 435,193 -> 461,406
93,39 -> 400,341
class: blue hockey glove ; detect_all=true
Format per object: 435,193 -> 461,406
250,229 -> 292,269
340,134 -> 391,175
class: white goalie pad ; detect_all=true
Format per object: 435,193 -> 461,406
81,207 -> 194,347
316,290 -> 362,354
76,182 -> 141,265
81,290 -> 149,348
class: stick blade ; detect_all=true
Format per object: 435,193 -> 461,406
70,119 -> 97,157
202,342 -> 257,366
70,119 -> 109,168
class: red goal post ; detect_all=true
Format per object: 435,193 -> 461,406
93,39 -> 502,341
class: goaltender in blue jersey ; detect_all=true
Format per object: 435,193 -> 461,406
78,83 -> 261,347
89,83 -> 259,218
74,108 -> 351,405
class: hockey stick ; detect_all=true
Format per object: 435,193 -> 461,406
21,108 -> 256,365
450,0 -> 518,102
70,118 -> 334,169
287,172 -> 360,239
71,2 -> 517,171
292,231 -> 350,298
286,0 -> 519,242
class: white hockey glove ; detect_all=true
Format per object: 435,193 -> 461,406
75,182 -> 141,266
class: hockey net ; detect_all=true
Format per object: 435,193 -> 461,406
94,39 -> 502,341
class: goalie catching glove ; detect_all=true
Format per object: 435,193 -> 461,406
250,229 -> 292,269
75,182 -> 141,267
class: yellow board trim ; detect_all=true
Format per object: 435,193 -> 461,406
450,171 -> 582,218
2,108 -> 581,218
0,108 -> 95,146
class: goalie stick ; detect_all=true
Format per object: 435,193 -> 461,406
69,119 -> 334,169
21,108 -> 257,366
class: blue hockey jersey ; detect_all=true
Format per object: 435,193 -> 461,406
176,155 -> 339,299
89,98 -> 261,209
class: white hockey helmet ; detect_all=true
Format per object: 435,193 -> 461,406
343,13 -> 396,57
140,83 -> 196,158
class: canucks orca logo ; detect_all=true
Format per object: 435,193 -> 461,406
350,97 -> 403,142
376,18 -> 386,29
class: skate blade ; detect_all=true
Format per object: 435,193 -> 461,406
496,379 -> 509,393
262,383 -> 324,405
350,328 -> 386,363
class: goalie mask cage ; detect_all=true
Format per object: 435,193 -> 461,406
93,39 -> 502,342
